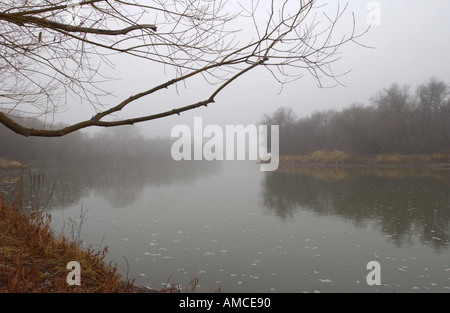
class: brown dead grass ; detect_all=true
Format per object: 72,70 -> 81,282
0,195 -> 137,293
0,158 -> 22,169
281,151 -> 450,165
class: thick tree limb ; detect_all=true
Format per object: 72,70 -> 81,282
0,58 -> 265,137
0,12 -> 157,33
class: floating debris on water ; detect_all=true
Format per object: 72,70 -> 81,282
144,252 -> 160,256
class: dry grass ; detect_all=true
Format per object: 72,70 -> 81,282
0,195 -> 137,293
281,151 -> 450,165
0,169 -> 207,294
0,158 -> 22,169
281,151 -> 356,164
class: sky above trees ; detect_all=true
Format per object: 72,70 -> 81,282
116,0 -> 448,138
2,0 -> 450,138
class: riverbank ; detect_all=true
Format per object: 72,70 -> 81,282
0,196 -> 138,293
280,151 -> 450,168
0,158 -> 22,170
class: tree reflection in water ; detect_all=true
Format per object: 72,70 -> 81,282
262,166 -> 450,252
1,161 -> 219,210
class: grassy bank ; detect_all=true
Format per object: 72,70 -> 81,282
0,158 -> 22,170
280,151 -> 450,166
0,196 -> 137,293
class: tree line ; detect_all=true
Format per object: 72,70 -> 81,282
261,78 -> 450,156
0,118 -> 172,166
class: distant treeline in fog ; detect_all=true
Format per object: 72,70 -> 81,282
262,78 -> 450,156
2,77 -> 450,165
0,120 -> 172,165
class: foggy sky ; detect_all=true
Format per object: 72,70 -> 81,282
58,0 -> 450,138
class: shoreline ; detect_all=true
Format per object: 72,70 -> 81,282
278,162 -> 450,170
0,196 -> 140,293
0,196 -> 182,293
278,152 -> 450,170
0,158 -> 22,171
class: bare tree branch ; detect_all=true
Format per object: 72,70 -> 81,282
0,0 -> 367,137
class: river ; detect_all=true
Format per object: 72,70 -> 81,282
1,161 -> 449,292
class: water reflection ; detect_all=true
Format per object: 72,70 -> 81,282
1,161 -> 220,210
262,166 -> 450,251
2,162 -> 450,291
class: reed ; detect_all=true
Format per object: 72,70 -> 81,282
0,195 -> 140,292
0,167 -> 201,293
280,152 -> 450,165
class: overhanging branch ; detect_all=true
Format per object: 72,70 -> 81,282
0,58 -> 265,137
0,12 -> 157,33
0,0 -> 368,137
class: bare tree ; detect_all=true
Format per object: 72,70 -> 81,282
416,77 -> 450,150
0,0 -> 366,137
417,77 -> 449,113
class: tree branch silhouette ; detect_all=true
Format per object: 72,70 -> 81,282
0,0 -> 367,137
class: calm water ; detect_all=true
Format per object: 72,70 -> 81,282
2,162 -> 450,292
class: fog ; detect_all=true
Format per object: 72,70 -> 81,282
2,0 -> 450,295
51,0 -> 450,139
